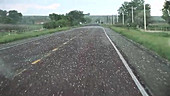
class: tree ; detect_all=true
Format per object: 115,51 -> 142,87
0,10 -> 10,24
67,10 -> 85,25
43,10 -> 86,29
0,10 -> 22,24
0,10 -> 7,17
84,17 -> 92,24
49,13 -> 62,21
162,0 -> 170,24
43,21 -> 56,29
118,0 -> 151,28
8,10 -> 22,24
55,19 -> 71,27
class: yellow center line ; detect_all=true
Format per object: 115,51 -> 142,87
52,48 -> 59,52
31,35 -> 78,65
31,59 -> 41,64
63,41 -> 69,45
45,53 -> 51,57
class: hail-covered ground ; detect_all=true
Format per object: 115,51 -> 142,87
0,26 -> 141,96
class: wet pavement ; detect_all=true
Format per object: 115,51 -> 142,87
0,26 -> 142,96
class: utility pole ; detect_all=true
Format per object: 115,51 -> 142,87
122,12 -> 125,25
144,2 -> 146,31
117,14 -> 119,23
107,16 -> 109,24
132,6 -> 134,23
112,15 -> 114,25
131,0 -> 134,23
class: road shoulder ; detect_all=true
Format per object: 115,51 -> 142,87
105,27 -> 170,96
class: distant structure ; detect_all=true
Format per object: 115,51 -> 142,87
150,16 -> 165,24
84,13 -> 116,24
89,15 -> 116,24
22,15 -> 165,25
84,13 -> 165,25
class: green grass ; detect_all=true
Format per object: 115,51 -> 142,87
0,27 -> 70,44
106,25 -> 170,61
0,24 -> 43,37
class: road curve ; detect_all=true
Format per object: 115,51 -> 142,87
0,26 -> 143,96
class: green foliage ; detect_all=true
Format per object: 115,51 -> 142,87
0,10 -> 10,24
162,0 -> 170,24
56,19 -> 71,27
8,10 -> 22,24
43,19 -> 71,29
43,21 -> 56,29
21,16 -> 50,25
0,24 -> 43,37
43,10 -> 85,29
49,13 -> 62,21
0,27 -> 70,44
118,0 -> 151,28
0,9 -> 22,24
67,10 -> 85,25
43,13 -> 66,29
84,17 -> 92,24
0,10 -> 7,17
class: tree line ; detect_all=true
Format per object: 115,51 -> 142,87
0,10 -> 22,24
118,0 -> 151,28
162,0 -> 170,24
43,10 -> 87,29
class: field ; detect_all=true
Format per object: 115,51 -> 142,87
0,24 -> 70,44
106,25 -> 170,61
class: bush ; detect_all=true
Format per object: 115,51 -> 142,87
55,19 -> 71,27
43,21 -> 56,29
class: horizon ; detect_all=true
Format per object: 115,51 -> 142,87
0,0 -> 164,16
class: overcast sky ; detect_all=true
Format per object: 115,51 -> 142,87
0,0 -> 164,16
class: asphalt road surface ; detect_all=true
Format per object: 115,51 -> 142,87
0,26 -> 143,96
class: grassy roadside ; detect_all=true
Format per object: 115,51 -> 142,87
0,27 -> 70,44
105,25 -> 170,61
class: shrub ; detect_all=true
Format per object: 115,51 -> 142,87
43,21 -> 56,29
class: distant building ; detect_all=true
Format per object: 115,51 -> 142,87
150,16 -> 165,23
87,15 -> 116,24
86,15 -> 165,24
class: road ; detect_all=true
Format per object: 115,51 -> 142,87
0,26 -> 144,96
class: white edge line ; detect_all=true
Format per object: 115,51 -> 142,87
102,27 -> 149,96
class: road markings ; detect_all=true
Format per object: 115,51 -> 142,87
30,35 -> 78,65
103,27 -> 149,96
31,59 -> 41,64
45,53 -> 51,57
13,69 -> 27,78
63,42 -> 68,45
52,48 -> 59,52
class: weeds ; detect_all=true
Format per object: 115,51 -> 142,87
0,27 -> 70,44
107,25 -> 170,61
